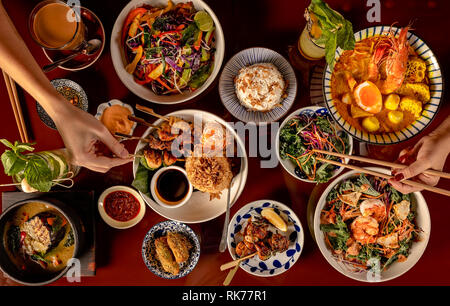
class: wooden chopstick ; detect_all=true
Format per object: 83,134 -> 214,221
136,104 -> 169,121
220,253 -> 256,271
2,71 -> 29,142
315,156 -> 450,197
223,264 -> 239,286
127,115 -> 161,129
313,149 -> 450,180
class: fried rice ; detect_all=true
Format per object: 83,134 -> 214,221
185,155 -> 233,200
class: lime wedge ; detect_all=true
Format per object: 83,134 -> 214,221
194,11 -> 214,32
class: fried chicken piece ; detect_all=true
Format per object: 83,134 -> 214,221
154,236 -> 179,275
254,241 -> 272,261
235,241 -> 255,258
268,233 -> 289,253
146,134 -> 172,151
166,232 -> 192,264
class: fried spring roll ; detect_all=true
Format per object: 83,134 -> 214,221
154,236 -> 179,275
167,232 -> 192,263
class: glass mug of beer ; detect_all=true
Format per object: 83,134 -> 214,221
29,0 -> 85,50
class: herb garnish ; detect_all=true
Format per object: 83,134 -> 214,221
308,0 -> 355,67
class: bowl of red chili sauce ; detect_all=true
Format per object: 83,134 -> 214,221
98,186 -> 146,229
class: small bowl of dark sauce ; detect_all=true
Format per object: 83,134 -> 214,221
150,166 -> 193,209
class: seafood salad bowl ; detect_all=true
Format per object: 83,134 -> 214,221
313,167 -> 431,282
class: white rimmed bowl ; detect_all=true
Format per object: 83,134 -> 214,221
150,166 -> 193,209
132,109 -> 248,223
323,26 -> 443,144
98,185 -> 146,229
219,47 -> 297,123
313,167 -> 431,282
110,0 -> 225,104
275,106 -> 353,183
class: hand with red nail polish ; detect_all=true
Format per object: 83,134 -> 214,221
389,115 -> 450,194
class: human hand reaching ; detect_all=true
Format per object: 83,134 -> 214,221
53,103 -> 133,173
389,126 -> 450,194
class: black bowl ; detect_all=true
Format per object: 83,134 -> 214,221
0,198 -> 85,286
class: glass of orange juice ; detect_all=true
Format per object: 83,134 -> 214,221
297,9 -> 325,61
28,0 -> 85,50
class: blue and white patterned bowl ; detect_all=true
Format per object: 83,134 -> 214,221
141,220 -> 200,279
36,79 -> 88,130
219,47 -> 297,123
323,26 -> 443,144
275,106 -> 353,183
227,200 -> 304,277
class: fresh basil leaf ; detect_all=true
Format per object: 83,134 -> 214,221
132,162 -> 149,195
308,0 -> 355,66
23,156 -> 53,192
0,139 -> 14,150
1,150 -> 26,176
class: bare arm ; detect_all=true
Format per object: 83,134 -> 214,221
0,2 -> 132,172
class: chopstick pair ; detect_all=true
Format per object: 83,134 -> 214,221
2,71 -> 30,143
312,149 -> 450,197
221,253 -> 256,286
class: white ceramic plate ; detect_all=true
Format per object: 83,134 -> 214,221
275,106 -> 353,183
132,109 -> 248,223
313,167 -> 431,282
227,200 -> 304,277
110,0 -> 225,104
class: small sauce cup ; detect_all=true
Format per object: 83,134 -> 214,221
98,186 -> 146,229
150,166 -> 193,209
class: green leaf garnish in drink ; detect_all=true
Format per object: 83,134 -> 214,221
0,139 -> 64,192
308,0 -> 355,67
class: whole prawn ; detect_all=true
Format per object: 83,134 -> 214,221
367,26 -> 410,94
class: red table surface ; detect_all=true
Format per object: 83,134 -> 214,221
0,0 -> 449,286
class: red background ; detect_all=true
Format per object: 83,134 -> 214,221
0,0 -> 449,286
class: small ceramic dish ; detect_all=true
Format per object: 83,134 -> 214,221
142,220 -> 200,279
150,166 -> 193,209
219,47 -> 297,123
36,78 -> 88,130
95,99 -> 137,136
98,185 -> 146,229
227,199 -> 304,277
275,106 -> 353,183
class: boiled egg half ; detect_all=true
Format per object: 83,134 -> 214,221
354,81 -> 382,114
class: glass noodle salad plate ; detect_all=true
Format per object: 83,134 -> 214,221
276,106 -> 353,183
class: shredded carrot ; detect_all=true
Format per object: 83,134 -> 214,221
156,77 -> 172,91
